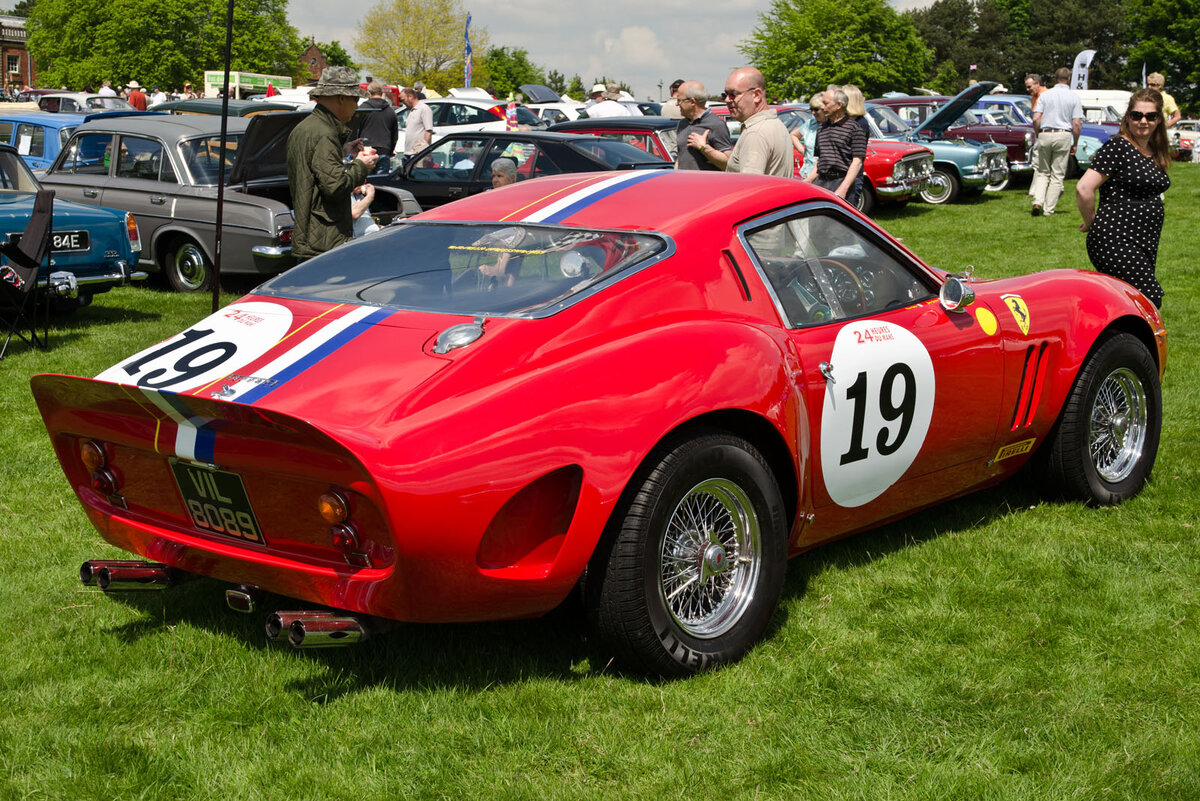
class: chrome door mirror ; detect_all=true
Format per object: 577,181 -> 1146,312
939,274 -> 976,313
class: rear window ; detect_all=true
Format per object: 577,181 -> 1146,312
179,135 -> 242,184
257,221 -> 669,318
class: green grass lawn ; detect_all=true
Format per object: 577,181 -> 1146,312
2,169 -> 1198,799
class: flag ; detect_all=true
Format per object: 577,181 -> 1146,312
1142,63 -> 1147,87
464,13 -> 473,88
1072,49 -> 1097,90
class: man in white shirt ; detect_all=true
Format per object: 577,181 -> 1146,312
400,88 -> 434,154
1030,67 -> 1083,216
585,83 -> 633,118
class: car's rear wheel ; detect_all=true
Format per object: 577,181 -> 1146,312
165,237 -> 212,293
919,167 -> 960,204
586,431 -> 787,675
1034,333 -> 1161,505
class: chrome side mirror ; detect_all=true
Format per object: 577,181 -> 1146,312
939,274 -> 976,313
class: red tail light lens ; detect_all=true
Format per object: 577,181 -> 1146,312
125,213 -> 142,252
278,227 -> 293,246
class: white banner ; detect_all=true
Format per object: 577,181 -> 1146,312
1072,50 -> 1097,90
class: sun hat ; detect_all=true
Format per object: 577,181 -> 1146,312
126,80 -> 141,89
604,83 -> 622,101
590,83 -> 606,95
309,66 -> 368,98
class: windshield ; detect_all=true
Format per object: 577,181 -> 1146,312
258,221 -> 669,317
0,150 -> 41,192
179,135 -> 242,184
866,105 -> 912,136
571,138 -> 667,167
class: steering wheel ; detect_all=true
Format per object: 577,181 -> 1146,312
814,258 -> 866,315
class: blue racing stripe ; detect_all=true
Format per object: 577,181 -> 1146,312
236,307 -> 396,405
538,171 -> 668,224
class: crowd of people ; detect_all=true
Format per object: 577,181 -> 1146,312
284,64 -> 1178,309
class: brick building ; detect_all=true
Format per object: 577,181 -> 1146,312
302,41 -> 329,83
0,15 -> 35,94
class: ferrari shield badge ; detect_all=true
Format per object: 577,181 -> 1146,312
1001,294 -> 1030,336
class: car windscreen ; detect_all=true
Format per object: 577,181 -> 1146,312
179,134 -> 242,184
570,138 -> 667,167
257,221 -> 669,318
0,149 -> 41,192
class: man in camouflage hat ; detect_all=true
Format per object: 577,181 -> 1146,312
286,66 -> 379,261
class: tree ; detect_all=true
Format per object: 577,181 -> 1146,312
482,46 -> 542,98
740,0 -> 932,100
27,0 -> 305,90
3,0 -> 35,16
545,69 -> 566,96
1125,0 -> 1200,108
316,40 -> 357,70
565,74 -> 585,99
354,0 -> 487,91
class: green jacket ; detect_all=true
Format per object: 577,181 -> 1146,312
286,104 -> 370,260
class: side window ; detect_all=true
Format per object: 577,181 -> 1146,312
0,121 -> 12,144
116,136 -> 167,181
480,140 -> 559,182
15,123 -> 43,157
743,212 -> 936,327
409,137 -> 487,180
597,133 -> 670,161
458,104 -> 499,125
57,132 -> 113,175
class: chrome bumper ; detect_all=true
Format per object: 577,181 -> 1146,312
876,176 -> 929,197
251,245 -> 295,274
43,261 -> 148,297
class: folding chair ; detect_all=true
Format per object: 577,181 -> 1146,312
0,189 -> 54,359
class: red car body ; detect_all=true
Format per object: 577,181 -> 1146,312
33,172 -> 1165,674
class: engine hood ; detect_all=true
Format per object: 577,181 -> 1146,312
912,81 -> 998,138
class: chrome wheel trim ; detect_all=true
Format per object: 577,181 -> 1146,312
1089,367 -> 1148,483
658,478 -> 761,639
920,171 -> 951,203
173,242 -> 209,291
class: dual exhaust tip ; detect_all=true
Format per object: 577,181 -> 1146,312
80,560 -> 369,649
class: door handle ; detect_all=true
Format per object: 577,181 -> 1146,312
83,188 -> 98,198
448,186 -> 465,196
150,195 -> 167,205
819,361 -> 836,383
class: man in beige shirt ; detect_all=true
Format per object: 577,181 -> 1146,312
691,67 -> 792,177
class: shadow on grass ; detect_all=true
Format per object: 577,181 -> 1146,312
94,474 -> 1042,692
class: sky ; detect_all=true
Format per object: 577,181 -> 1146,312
288,0 -> 929,102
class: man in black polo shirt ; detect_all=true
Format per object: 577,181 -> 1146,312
804,87 -> 867,204
675,81 -> 733,170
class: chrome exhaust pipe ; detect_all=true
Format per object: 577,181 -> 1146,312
96,563 -> 174,591
265,610 -> 332,641
288,615 -> 369,648
80,559 -> 158,586
225,585 -> 264,614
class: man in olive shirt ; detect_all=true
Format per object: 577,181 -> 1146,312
693,67 -> 791,176
676,81 -> 732,170
286,67 -> 379,261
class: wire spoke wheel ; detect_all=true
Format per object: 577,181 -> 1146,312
1088,367 -> 1148,483
659,478 -> 761,639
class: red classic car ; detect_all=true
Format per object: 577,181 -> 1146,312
33,171 -> 1165,675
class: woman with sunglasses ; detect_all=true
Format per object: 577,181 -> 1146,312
1076,88 -> 1172,308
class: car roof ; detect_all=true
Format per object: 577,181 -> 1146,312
414,170 -> 829,235
71,112 -> 252,138
426,97 -> 502,108
150,98 -> 296,115
549,116 -> 679,132
0,110 -> 90,127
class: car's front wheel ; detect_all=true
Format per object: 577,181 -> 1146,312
1034,333 -> 1161,504
586,431 -> 787,675
165,237 -> 212,293
919,167 -> 960,204
856,185 -> 876,216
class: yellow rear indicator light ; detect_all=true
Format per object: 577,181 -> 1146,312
80,440 -> 106,471
318,491 -> 349,524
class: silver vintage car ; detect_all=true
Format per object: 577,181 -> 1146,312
41,112 -> 421,291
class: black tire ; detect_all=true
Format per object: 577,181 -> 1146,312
1034,333 -> 1161,505
1066,155 -> 1081,179
856,185 -> 876,216
919,167 -> 960,205
164,237 -> 212,293
586,431 -> 787,676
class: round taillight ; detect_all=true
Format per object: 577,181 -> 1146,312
91,468 -> 118,496
318,491 -> 349,524
330,524 -> 358,552
80,440 -> 106,471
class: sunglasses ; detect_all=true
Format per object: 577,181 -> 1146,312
1127,110 -> 1161,122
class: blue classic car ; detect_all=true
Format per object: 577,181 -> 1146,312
0,111 -> 89,172
865,82 -> 1009,204
0,144 -> 143,308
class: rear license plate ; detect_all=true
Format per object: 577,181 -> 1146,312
170,460 -> 265,544
51,230 -> 90,252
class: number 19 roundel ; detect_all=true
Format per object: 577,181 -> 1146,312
819,320 -> 935,508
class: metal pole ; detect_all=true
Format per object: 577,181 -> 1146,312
212,0 -> 235,313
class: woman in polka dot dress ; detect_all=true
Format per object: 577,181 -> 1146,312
1076,88 -> 1172,307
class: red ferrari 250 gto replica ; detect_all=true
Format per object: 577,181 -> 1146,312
32,171 -> 1165,675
